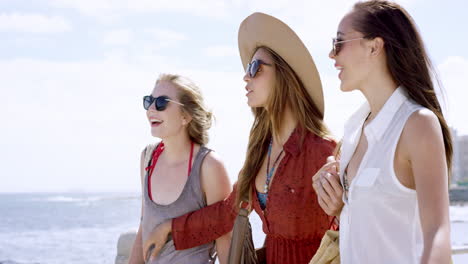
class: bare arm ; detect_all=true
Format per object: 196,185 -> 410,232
200,152 -> 232,264
129,224 -> 144,264
144,191 -> 237,262
128,149 -> 146,264
403,110 -> 451,264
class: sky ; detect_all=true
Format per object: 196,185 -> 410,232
1,0 -> 467,193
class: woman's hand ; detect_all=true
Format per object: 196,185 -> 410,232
312,156 -> 344,216
143,219 -> 172,263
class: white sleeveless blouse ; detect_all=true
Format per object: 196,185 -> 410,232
339,87 -> 425,264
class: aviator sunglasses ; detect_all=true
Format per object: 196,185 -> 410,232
332,37 -> 364,56
143,95 -> 184,111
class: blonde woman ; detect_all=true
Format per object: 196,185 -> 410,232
128,74 -> 232,264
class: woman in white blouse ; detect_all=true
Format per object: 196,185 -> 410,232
312,1 -> 452,263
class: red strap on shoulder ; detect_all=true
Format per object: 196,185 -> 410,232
146,143 -> 165,201
146,141 -> 194,201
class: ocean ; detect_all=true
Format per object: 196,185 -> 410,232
0,193 -> 467,264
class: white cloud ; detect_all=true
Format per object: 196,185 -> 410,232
438,56 -> 468,135
203,45 -> 238,58
44,0 -> 428,28
0,57 -> 155,192
0,13 -> 71,33
48,0 -> 230,20
143,28 -> 188,48
102,29 -> 132,45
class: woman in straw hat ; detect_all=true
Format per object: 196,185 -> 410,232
128,74 -> 232,264
312,1 -> 452,263
143,13 -> 337,263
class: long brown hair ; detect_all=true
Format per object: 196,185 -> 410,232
351,0 -> 453,175
235,46 -> 331,207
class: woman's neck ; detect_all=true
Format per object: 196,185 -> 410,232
161,133 -> 192,164
360,70 -> 399,122
272,106 -> 297,147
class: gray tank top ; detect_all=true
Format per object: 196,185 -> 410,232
141,143 -> 215,264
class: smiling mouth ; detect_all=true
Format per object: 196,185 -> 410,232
335,65 -> 344,79
150,118 -> 163,126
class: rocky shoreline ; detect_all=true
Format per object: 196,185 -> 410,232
115,231 -> 136,264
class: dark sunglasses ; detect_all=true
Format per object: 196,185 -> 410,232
143,95 -> 184,111
332,37 -> 364,56
246,59 -> 272,78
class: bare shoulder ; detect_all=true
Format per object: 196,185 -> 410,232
201,151 -> 230,181
200,150 -> 232,204
402,108 -> 442,143
400,108 -> 444,159
203,150 -> 224,169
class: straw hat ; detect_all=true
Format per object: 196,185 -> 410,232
238,12 -> 324,115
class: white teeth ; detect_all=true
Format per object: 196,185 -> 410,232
336,66 -> 343,70
150,119 -> 162,123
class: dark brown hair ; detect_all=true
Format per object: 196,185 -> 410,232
351,0 -> 453,175
235,46 -> 331,207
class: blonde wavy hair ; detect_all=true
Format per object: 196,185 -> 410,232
156,73 -> 213,145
